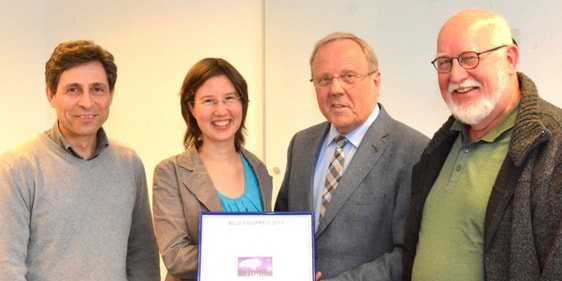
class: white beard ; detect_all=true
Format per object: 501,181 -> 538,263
446,69 -> 508,125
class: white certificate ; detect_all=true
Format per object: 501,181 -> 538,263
198,212 -> 315,281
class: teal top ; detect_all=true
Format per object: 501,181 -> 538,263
218,154 -> 264,212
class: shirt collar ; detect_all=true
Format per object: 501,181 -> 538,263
45,121 -> 109,160
326,103 -> 380,148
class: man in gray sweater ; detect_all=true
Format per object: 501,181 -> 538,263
0,40 -> 160,280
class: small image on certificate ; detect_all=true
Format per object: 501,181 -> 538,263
237,256 -> 273,276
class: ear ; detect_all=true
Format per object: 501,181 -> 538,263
505,45 -> 519,74
372,70 -> 381,88
46,86 -> 57,108
188,100 -> 194,112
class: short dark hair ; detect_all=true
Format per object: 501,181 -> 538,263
179,58 -> 249,151
45,40 -> 117,94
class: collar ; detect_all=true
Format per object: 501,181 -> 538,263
451,101 -> 520,144
45,121 -> 109,160
326,103 -> 380,148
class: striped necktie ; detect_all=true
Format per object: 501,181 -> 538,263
320,135 -> 346,217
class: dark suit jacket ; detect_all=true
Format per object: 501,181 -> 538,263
152,147 -> 273,281
275,105 -> 428,281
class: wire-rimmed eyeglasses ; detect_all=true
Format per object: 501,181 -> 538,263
431,45 -> 507,74
309,70 -> 377,87
192,95 -> 241,108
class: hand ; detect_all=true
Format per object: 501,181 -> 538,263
316,272 -> 322,281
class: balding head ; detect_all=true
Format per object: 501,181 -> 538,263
437,9 -> 513,54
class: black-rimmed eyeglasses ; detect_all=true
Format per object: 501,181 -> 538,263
431,45 -> 507,74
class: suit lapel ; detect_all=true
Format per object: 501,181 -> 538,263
290,124 -> 331,211
178,147 -> 223,212
241,149 -> 273,211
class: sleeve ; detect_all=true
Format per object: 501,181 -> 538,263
0,154 -> 32,281
126,156 -> 161,281
152,159 -> 199,280
538,159 -> 562,280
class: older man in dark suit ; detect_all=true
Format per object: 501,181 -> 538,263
274,32 -> 428,281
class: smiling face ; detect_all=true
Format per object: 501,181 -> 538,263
437,31 -> 509,126
442,63 -> 508,125
311,39 -> 380,134
436,9 -> 519,129
47,61 -> 113,144
188,75 -> 243,148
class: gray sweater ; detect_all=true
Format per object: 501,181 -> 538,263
0,129 -> 160,280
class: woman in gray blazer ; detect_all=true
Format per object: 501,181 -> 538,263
152,58 -> 273,281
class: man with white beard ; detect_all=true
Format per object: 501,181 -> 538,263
402,8 -> 562,281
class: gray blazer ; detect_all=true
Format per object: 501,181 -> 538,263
275,105 -> 428,281
152,147 -> 273,281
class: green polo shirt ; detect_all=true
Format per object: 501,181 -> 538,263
411,103 -> 519,281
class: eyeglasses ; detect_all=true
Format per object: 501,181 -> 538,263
193,95 -> 241,108
431,45 -> 507,74
310,70 -> 376,87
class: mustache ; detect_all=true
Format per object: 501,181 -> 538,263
448,79 -> 483,94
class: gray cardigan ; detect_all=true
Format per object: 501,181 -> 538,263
404,72 -> 562,281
